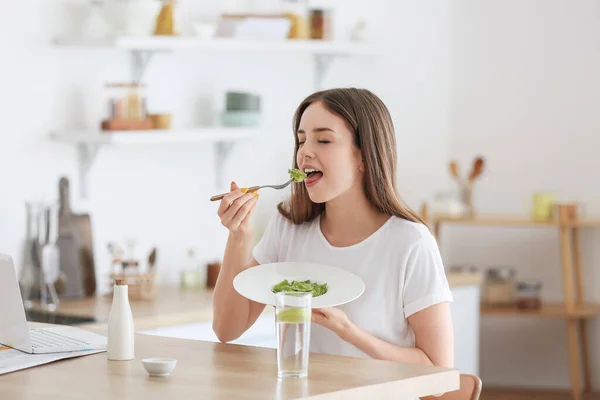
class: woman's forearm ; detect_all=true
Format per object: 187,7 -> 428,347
340,321 -> 434,365
212,233 -> 258,342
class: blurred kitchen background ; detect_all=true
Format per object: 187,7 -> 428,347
1,0 -> 599,398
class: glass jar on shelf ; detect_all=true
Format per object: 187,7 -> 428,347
104,82 -> 148,121
102,82 -> 152,131
516,281 -> 542,310
482,266 -> 516,307
309,8 -> 332,40
432,188 -> 467,218
180,249 -> 207,290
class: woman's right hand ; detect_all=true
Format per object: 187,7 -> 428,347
218,181 -> 259,239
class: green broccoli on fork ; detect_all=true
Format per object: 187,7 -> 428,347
288,168 -> 308,183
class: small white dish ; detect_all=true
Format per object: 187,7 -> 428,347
142,358 -> 177,377
233,262 -> 365,308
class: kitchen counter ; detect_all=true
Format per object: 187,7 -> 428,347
2,324 -> 458,400
27,271 -> 481,333
29,286 -> 215,332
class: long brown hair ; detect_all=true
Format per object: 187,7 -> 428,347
277,88 -> 426,226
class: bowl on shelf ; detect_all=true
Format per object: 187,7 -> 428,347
220,91 -> 261,127
220,110 -> 260,127
192,22 -> 217,39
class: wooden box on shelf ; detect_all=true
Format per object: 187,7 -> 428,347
101,119 -> 153,131
108,272 -> 156,300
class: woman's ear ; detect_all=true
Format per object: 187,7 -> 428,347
358,160 -> 365,172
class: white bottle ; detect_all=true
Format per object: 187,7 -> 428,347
107,279 -> 135,361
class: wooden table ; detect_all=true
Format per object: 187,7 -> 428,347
1,324 -> 459,400
10,276 -> 474,399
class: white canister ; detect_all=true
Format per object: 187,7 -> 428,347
107,279 -> 135,361
104,0 -> 162,36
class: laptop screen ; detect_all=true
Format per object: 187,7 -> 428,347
0,254 -> 33,352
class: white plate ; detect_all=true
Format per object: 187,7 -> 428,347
233,262 -> 365,308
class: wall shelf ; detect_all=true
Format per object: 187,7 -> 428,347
54,36 -> 380,87
54,36 -> 379,54
430,215 -> 600,228
426,211 -> 600,400
481,302 -> 600,319
51,128 -> 258,198
52,36 -> 379,198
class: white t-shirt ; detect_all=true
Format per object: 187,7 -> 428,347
252,211 -> 453,359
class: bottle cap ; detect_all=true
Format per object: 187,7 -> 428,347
115,278 -> 126,285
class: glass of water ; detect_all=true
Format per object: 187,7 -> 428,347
275,292 -> 312,378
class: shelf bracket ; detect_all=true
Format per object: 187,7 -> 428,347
77,143 -> 100,199
215,141 -> 235,189
314,54 -> 334,90
131,50 -> 156,84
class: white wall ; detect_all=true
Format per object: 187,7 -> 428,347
449,0 -> 600,389
0,1 -> 451,293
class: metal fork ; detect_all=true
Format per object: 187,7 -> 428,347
210,179 -> 294,202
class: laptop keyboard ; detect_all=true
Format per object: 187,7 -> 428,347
29,329 -> 90,350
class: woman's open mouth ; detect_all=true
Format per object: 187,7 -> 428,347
304,168 -> 323,188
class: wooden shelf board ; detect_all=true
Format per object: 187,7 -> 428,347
481,302 -> 600,319
50,127 -> 259,145
431,215 -> 600,228
575,218 -> 600,227
54,36 -> 380,55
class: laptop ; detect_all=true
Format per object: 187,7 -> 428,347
0,254 -> 107,354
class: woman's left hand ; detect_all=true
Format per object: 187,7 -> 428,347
311,307 -> 351,337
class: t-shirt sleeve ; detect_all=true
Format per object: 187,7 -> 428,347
402,232 -> 453,318
252,213 -> 283,264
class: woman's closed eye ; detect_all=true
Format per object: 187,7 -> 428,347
297,139 -> 331,146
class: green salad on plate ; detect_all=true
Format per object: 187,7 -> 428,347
271,279 -> 328,297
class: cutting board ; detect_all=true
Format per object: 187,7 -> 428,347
58,177 -> 96,297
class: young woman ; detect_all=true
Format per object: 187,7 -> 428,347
212,88 -> 454,368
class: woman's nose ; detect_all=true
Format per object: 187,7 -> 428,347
298,141 -> 315,159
